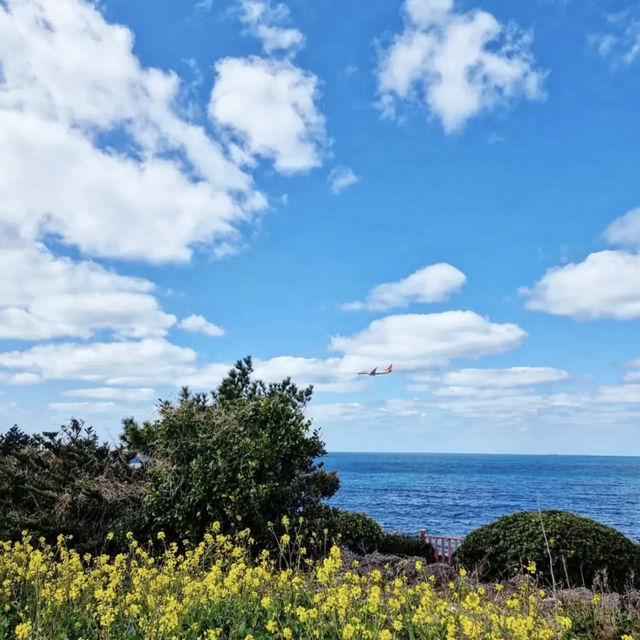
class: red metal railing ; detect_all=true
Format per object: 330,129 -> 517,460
420,530 -> 463,565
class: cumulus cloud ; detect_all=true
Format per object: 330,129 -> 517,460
1,372 -> 43,385
313,380 -> 640,433
329,167 -> 359,194
237,0 -> 304,54
0,339 -> 202,387
210,57 -> 327,173
48,401 -> 122,415
330,311 -> 526,371
253,356 -> 366,393
0,310 -> 527,393
439,366 -> 569,390
377,0 -> 546,132
590,10 -> 640,66
0,0 -> 266,263
0,241 -> 175,340
595,383 -> 640,404
521,250 -> 640,320
342,264 -> 466,311
604,207 -> 640,248
0,339 -> 358,392
523,207 -> 640,321
0,340 -> 360,393
62,387 -> 157,402
178,314 -> 225,337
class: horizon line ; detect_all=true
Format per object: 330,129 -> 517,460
325,450 -> 640,458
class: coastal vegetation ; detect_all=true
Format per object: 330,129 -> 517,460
1,358 -> 639,639
455,511 -> 640,592
0,528 -> 584,640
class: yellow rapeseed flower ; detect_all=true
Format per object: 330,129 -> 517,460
266,620 -> 277,633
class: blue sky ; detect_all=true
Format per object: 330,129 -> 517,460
0,0 -> 639,454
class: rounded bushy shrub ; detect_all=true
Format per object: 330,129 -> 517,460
307,507 -> 435,560
333,509 -> 384,554
379,532 -> 436,562
455,510 -> 640,591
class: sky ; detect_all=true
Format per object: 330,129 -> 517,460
0,0 -> 639,455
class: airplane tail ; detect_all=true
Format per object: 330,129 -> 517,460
386,364 -> 393,373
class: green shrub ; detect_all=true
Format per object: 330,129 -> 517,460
122,357 -> 339,550
379,531 -> 436,561
333,509 -> 383,554
301,507 -> 435,560
455,510 -> 640,591
0,421 -> 145,554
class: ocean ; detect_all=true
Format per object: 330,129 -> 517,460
323,453 -> 640,541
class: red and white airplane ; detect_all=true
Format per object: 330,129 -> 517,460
357,364 -> 393,376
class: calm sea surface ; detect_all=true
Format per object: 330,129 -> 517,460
323,453 -> 640,541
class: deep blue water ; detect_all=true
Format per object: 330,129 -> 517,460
323,453 -> 640,541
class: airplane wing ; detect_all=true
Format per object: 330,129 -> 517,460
370,367 -> 377,375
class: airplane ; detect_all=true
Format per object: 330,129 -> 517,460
357,364 -> 393,376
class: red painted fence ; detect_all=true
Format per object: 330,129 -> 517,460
420,530 -> 464,565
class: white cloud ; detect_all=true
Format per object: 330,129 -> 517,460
430,390 -> 593,424
1,372 -> 42,385
0,311 -> 526,393
0,0 -> 266,263
62,387 -> 157,402
595,383 -> 640,404
0,339 -> 360,392
313,380 -> 640,434
254,356 -> 365,392
440,366 -> 569,389
377,0 -> 546,132
178,314 -> 225,337
0,241 -> 175,340
591,10 -> 640,66
48,401 -> 121,415
210,57 -> 327,173
604,207 -> 640,248
309,401 -> 376,422
329,166 -> 359,194
330,311 -> 526,370
0,339 -> 201,387
195,0 -> 214,12
237,0 -> 304,54
521,250 -> 640,320
342,263 -> 466,311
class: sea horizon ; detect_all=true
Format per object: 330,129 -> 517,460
327,451 -> 640,459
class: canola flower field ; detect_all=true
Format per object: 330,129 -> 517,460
0,518 -> 612,640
